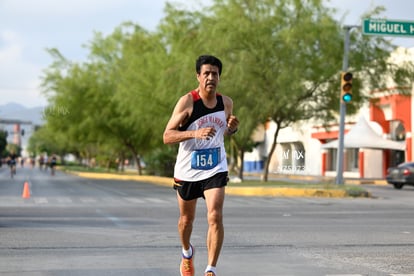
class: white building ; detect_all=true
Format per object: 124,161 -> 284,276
244,47 -> 414,179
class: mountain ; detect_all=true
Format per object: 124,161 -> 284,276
0,102 -> 45,126
0,102 -> 27,115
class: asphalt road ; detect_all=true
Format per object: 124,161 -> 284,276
1,166 -> 414,276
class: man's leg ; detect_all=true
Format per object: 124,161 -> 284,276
204,187 -> 225,267
177,192 -> 197,252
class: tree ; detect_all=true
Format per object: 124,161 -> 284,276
114,25 -> 170,174
182,0 -> 414,181
41,24 -> 157,173
6,143 -> 21,157
38,0 -> 414,180
0,130 -> 7,158
40,51 -> 98,165
27,124 -> 73,162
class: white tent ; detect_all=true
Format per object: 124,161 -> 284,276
321,115 -> 405,151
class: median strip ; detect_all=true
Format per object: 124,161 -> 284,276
65,170 -> 369,198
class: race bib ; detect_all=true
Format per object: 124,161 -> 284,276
191,147 -> 220,170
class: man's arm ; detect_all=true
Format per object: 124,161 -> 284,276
223,95 -> 239,136
163,94 -> 196,145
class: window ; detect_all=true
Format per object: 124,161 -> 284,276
328,148 -> 359,172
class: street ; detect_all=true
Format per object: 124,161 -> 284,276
1,166 -> 414,276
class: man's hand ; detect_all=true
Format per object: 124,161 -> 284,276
227,115 -> 239,134
195,127 -> 217,140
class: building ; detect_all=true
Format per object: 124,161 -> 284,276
244,47 -> 414,180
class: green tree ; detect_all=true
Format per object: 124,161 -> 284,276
41,51 -> 99,164
42,24 -> 170,174
183,0 -> 414,181
27,125 -> 71,161
114,25 -> 169,174
6,143 -> 21,157
38,0 -> 414,180
0,130 -> 7,157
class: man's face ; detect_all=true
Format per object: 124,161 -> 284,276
197,64 -> 220,93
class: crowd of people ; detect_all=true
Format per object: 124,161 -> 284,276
1,153 -> 58,176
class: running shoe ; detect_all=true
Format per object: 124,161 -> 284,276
204,271 -> 216,276
180,245 -> 194,276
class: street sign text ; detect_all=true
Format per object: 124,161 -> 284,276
363,18 -> 414,37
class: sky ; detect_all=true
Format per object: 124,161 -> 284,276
1,0 -> 414,108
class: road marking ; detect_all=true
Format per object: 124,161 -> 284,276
80,197 -> 97,203
56,197 -> 73,203
95,208 -> 128,228
327,275 -> 414,276
33,197 -> 48,204
124,197 -> 145,204
146,198 -> 168,204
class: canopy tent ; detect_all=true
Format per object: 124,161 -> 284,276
321,115 -> 405,151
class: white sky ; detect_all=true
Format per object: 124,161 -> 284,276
0,0 -> 413,108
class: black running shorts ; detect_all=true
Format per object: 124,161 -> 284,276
173,172 -> 228,201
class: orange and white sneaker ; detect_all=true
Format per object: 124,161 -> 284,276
204,271 -> 216,276
180,245 -> 194,276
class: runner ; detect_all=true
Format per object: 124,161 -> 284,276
163,55 -> 239,276
7,152 -> 18,178
50,154 -> 57,176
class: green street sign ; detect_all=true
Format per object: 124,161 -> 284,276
363,18 -> 414,37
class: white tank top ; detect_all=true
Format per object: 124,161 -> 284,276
174,90 -> 228,182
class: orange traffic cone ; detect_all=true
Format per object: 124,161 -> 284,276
22,182 -> 31,199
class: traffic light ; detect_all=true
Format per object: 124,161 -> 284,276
21,129 -> 25,136
340,71 -> 353,103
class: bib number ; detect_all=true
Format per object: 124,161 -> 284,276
191,148 -> 220,170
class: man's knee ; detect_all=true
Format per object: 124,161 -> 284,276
179,213 -> 195,226
207,210 -> 223,225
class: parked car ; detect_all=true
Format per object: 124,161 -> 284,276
386,162 -> 414,189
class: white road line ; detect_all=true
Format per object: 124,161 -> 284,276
55,197 -> 73,203
33,197 -> 48,204
95,208 -> 127,228
327,274 -> 414,276
124,197 -> 145,204
326,274 -> 363,276
145,198 -> 168,204
80,197 -> 97,203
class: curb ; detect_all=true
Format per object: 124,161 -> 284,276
225,186 -> 348,198
66,171 -> 367,198
345,179 -> 387,185
67,171 -> 172,187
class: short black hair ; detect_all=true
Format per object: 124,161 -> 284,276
196,55 -> 222,76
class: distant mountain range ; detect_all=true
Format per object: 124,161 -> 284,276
0,102 -> 45,126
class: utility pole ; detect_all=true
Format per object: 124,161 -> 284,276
335,25 -> 359,185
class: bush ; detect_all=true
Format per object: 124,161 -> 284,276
144,146 -> 177,177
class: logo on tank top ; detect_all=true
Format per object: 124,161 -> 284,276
194,114 -> 225,149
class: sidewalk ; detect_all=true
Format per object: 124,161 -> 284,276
67,170 -> 374,198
